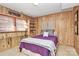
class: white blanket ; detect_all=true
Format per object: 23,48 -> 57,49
21,38 -> 56,55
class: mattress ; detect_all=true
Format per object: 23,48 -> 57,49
19,35 -> 58,56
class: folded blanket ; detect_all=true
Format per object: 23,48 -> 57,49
21,38 -> 56,55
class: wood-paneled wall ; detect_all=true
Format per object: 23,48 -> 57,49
73,6 -> 79,54
0,5 -> 31,20
0,32 -> 27,52
37,11 -> 74,46
0,5 -> 32,52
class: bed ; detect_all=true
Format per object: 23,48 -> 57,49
19,34 -> 58,56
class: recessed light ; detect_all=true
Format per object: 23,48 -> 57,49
33,3 -> 39,6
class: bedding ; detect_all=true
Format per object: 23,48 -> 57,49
21,38 -> 56,55
19,35 -> 58,56
43,32 -> 49,37
33,34 -> 58,46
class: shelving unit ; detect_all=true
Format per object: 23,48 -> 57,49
29,19 -> 38,37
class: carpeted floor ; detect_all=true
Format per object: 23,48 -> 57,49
0,47 -> 26,56
0,45 -> 78,56
56,45 -> 78,56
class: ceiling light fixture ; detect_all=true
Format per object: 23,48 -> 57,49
33,3 -> 39,6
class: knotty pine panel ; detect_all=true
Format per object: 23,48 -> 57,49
0,5 -> 31,20
0,32 -> 27,52
0,5 -> 32,52
59,12 -> 74,46
73,6 -> 79,54
37,11 -> 74,46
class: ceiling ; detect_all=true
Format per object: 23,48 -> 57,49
0,3 -> 79,17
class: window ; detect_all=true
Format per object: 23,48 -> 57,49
16,19 -> 28,31
0,15 -> 28,32
0,15 -> 15,32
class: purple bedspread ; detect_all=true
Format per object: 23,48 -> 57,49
33,35 -> 58,46
19,35 -> 58,56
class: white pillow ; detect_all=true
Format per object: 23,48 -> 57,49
43,32 -> 49,37
54,32 -> 57,36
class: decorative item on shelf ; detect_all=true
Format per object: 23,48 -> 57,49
74,10 -> 78,35
8,10 -> 21,17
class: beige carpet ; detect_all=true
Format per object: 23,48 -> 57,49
56,45 -> 78,56
0,45 -> 78,56
0,47 -> 26,56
